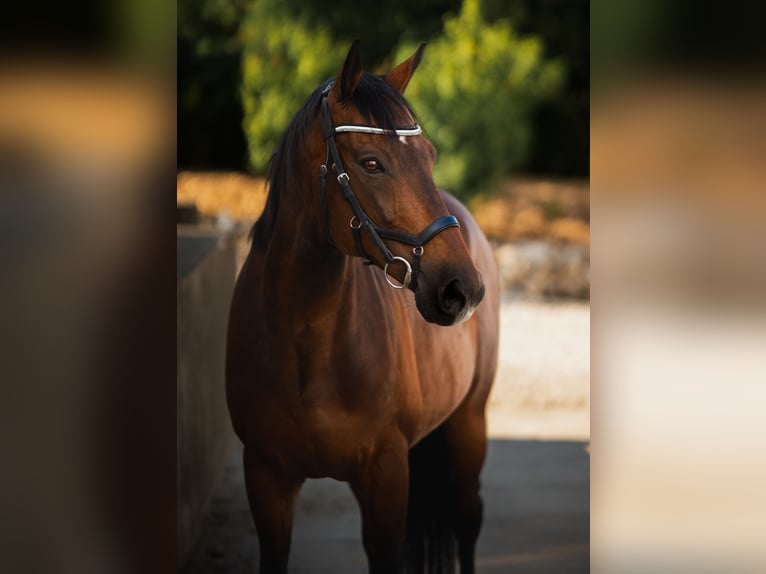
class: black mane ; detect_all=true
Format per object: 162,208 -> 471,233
250,73 -> 417,244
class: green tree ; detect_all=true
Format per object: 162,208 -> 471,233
240,0 -> 348,171
397,0 -> 564,198
482,0 -> 589,175
240,0 -> 565,199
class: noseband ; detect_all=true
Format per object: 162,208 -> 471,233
318,85 -> 459,291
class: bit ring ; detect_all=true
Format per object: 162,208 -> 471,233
383,256 -> 412,289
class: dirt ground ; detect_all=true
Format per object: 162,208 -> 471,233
489,297 -> 590,441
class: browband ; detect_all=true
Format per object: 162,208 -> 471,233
333,125 -> 422,137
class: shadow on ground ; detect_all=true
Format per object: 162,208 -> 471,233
182,439 -> 589,574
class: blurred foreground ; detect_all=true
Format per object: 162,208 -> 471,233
0,62 -> 174,573
591,78 -> 766,573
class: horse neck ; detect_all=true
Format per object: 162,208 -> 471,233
265,169 -> 354,310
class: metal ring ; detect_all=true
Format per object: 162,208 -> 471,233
413,246 -> 424,256
349,216 -> 362,229
383,256 -> 412,290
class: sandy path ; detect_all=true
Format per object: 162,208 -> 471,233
489,298 -> 590,440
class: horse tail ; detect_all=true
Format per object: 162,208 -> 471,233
405,424 -> 456,574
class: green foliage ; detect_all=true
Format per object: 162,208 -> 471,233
396,0 -> 564,199
482,0 -> 590,176
180,0 -> 586,177
240,0 -> 348,171
240,0 -> 565,199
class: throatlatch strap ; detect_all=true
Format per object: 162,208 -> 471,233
319,166 -> 332,245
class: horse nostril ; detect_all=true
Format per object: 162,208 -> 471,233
439,279 -> 468,317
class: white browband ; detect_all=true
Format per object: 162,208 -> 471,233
333,125 -> 422,137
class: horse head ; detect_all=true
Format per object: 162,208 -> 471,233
315,41 -> 485,326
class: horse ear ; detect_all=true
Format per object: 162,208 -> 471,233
384,43 -> 426,94
332,40 -> 363,101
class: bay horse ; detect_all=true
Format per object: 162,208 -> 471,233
226,41 -> 499,574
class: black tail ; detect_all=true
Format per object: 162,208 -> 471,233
406,424 -> 456,574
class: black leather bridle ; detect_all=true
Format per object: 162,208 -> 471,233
318,84 -> 460,291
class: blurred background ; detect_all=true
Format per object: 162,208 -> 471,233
177,0 -> 590,572
591,2 -> 766,573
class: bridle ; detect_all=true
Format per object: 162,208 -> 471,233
318,84 -> 460,291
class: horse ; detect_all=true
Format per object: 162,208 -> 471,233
226,41 -> 500,574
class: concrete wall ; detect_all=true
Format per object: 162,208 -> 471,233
177,226 -> 238,565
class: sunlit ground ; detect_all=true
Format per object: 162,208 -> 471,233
490,297 -> 589,441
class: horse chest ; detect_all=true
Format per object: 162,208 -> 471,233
286,318 -> 409,445
293,321 -> 401,402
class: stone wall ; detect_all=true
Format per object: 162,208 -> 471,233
177,226 -> 237,565
494,240 -> 590,300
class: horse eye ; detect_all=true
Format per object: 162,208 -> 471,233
361,158 -> 383,173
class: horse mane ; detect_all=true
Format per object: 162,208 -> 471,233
250,73 -> 417,244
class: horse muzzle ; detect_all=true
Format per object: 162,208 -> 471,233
416,267 -> 485,326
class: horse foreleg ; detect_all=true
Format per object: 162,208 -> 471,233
243,448 -> 304,574
444,409 -> 488,574
349,435 -> 409,574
